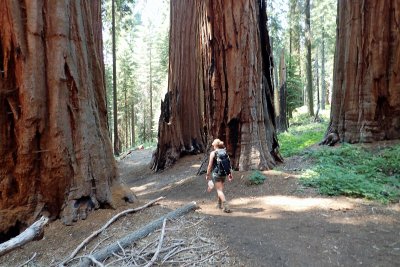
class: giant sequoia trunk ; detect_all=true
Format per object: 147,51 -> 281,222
323,0 -> 400,143
198,0 -> 282,170
0,1 -> 133,237
151,0 -> 205,171
152,0 -> 281,171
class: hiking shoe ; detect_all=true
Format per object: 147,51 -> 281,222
222,201 -> 231,213
216,199 -> 223,209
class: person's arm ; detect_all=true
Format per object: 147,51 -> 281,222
205,151 -> 215,180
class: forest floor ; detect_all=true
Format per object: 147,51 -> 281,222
1,145 -> 400,267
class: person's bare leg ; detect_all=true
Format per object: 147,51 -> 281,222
215,182 -> 231,212
215,181 -> 226,202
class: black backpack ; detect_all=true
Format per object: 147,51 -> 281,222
215,149 -> 232,176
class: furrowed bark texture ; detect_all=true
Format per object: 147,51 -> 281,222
151,0 -> 205,171
0,1 -> 126,235
327,0 -> 400,142
198,0 -> 281,170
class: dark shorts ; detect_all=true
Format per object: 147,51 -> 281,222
212,172 -> 226,183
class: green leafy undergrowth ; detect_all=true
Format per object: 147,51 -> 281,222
247,170 -> 267,185
278,106 -> 329,157
278,121 -> 327,157
301,144 -> 400,203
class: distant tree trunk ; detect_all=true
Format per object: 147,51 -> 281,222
112,0 -> 120,155
314,51 -> 320,121
151,0 -> 205,171
0,1 -> 133,237
131,104 -> 135,146
124,87 -> 128,148
322,0 -> 400,144
321,25 -> 326,110
305,0 -> 313,116
142,110 -> 146,143
271,39 -> 279,98
273,45 -> 281,129
276,51 -> 288,132
198,0 -> 282,170
149,43 -> 153,141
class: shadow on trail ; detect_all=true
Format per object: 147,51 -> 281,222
160,176 -> 400,267
119,152 -> 400,267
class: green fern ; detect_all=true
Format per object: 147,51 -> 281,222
248,171 -> 267,185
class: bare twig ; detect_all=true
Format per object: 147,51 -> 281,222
197,235 -> 215,245
184,246 -> 228,266
138,240 -> 157,255
111,252 -> 123,259
104,255 -> 132,267
186,217 -> 205,229
142,242 -> 182,258
78,202 -> 198,267
82,255 -> 105,267
144,219 -> 167,267
161,244 -> 210,263
17,252 -> 37,267
90,236 -> 113,254
117,241 -> 125,257
161,246 -> 180,263
60,197 -> 164,266
69,208 -> 231,267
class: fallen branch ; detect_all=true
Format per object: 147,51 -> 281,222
17,252 -> 37,267
82,255 -> 104,267
183,246 -> 228,267
196,154 -> 209,176
90,236 -> 113,254
77,201 -> 198,267
61,196 -> 164,266
0,216 -> 49,257
144,219 -> 167,267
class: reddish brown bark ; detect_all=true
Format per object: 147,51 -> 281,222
152,0 -> 282,172
198,0 -> 282,170
324,0 -> 400,143
151,0 -> 205,171
0,1 -> 133,237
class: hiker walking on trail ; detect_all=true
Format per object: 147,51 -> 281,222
206,139 -> 233,213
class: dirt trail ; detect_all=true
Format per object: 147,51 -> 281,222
1,149 -> 399,266
121,149 -> 400,267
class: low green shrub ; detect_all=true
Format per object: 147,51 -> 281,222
247,170 -> 267,185
278,106 -> 329,157
278,125 -> 326,157
301,144 -> 400,203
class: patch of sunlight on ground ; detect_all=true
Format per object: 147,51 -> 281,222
199,202 -> 283,219
200,195 -> 356,220
261,195 -> 348,212
229,195 -> 354,212
191,164 -> 201,168
264,170 -> 302,178
131,176 -> 197,196
389,204 -> 400,212
130,182 -> 156,194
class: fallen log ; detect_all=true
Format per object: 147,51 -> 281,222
60,197 -> 165,266
0,216 -> 49,257
77,201 -> 198,267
